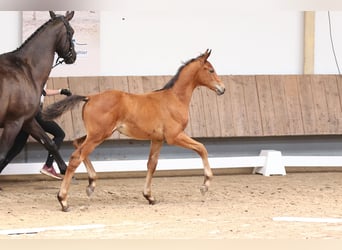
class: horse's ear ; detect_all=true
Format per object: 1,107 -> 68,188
49,11 -> 56,19
204,49 -> 212,61
65,11 -> 75,21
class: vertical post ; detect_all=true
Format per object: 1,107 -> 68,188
303,11 -> 315,74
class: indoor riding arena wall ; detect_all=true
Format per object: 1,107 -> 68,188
42,74 -> 342,141
3,74 -> 342,175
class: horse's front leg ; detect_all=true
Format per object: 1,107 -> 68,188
168,132 -> 213,195
26,119 -> 67,174
0,130 -> 30,172
73,136 -> 96,197
0,120 -> 24,172
143,140 -> 163,205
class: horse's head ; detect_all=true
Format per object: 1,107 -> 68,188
195,49 -> 225,95
50,11 -> 77,64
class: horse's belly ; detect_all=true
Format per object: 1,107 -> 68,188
117,123 -> 164,141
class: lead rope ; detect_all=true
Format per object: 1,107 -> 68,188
52,56 -> 65,69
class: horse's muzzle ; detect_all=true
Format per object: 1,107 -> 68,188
64,52 -> 77,64
215,85 -> 225,95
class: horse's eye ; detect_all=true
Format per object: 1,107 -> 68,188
209,69 -> 215,73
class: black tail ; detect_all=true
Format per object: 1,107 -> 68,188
41,95 -> 87,120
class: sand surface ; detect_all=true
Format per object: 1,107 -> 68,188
0,172 -> 342,239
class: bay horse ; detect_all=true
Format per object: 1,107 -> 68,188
0,11 -> 76,174
42,49 -> 225,212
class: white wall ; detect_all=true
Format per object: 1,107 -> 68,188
0,11 -> 21,53
100,10 -> 303,76
315,11 -> 342,74
1,10 -> 342,76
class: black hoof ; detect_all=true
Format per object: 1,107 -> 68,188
61,205 -> 70,212
86,186 -> 95,197
57,192 -> 70,212
200,185 -> 208,195
143,192 -> 157,205
148,199 -> 157,205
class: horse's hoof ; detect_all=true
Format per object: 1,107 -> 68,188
148,199 -> 157,205
57,192 -> 70,212
200,185 -> 208,195
143,192 -> 157,205
86,186 -> 95,197
71,176 -> 79,184
61,205 -> 70,212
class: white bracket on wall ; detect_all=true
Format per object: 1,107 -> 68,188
253,150 -> 286,176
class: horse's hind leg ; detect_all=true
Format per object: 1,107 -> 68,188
143,140 -> 163,205
58,138 -> 102,212
58,147 -> 82,212
83,157 -> 97,197
168,132 -> 213,195
73,136 -> 97,197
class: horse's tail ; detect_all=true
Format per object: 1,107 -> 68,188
41,95 -> 88,120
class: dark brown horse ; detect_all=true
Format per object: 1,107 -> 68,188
42,49 -> 225,211
0,11 -> 77,173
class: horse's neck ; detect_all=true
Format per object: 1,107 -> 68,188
16,28 -> 57,88
171,67 -> 198,105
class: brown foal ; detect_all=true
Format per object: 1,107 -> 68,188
42,49 -> 225,211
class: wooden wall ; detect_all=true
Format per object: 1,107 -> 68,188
40,75 -> 342,142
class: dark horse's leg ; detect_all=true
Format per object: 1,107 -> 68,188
0,130 -> 29,172
0,119 -> 25,172
24,118 -> 67,174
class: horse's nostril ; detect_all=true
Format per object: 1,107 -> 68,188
216,86 -> 225,95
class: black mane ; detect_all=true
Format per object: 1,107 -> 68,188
14,19 -> 52,52
156,56 -> 199,91
15,15 -> 66,52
